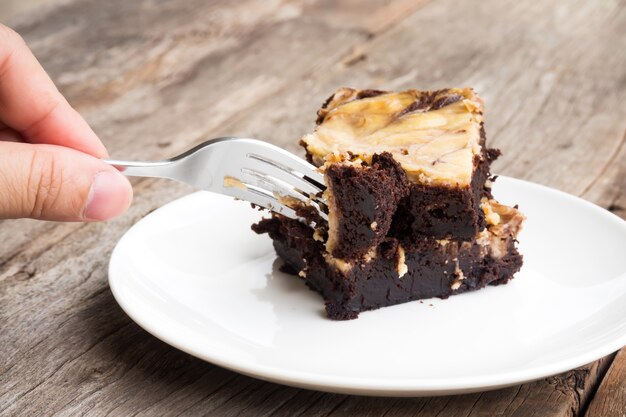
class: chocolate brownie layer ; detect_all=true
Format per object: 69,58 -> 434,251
324,152 -> 410,260
254,200 -> 524,320
390,144 -> 501,242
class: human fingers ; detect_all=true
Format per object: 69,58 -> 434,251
0,141 -> 133,221
0,24 -> 108,158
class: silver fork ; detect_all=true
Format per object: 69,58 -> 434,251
105,137 -> 328,221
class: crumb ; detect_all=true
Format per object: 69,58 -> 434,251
223,176 -> 246,190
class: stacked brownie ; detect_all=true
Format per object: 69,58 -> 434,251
253,87 -> 524,320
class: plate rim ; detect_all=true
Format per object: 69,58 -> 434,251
108,176 -> 626,396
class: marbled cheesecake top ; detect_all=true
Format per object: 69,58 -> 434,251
301,87 -> 485,188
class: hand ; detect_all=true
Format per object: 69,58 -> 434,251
0,24 -> 132,221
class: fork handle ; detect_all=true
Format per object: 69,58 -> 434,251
104,159 -> 177,179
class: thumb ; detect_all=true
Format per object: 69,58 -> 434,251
0,142 -> 133,221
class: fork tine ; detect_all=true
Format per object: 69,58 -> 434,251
240,141 -> 323,180
235,140 -> 328,222
240,168 -> 327,205
244,144 -> 325,190
238,169 -> 329,221
245,154 -> 324,195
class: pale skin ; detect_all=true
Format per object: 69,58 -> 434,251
0,24 -> 133,221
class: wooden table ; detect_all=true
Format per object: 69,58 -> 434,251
1,1 -> 624,415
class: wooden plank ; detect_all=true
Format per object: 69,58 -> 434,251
581,132 -> 626,217
585,349 -> 626,417
0,0 -> 624,415
307,0 -> 432,33
319,356 -> 617,417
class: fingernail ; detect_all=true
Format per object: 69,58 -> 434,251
83,171 -> 133,221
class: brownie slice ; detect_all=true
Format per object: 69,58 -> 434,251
324,152 -> 409,260
302,87 -> 495,241
254,200 -> 524,320
253,87 -> 524,320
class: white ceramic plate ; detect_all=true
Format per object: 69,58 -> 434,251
109,177 -> 626,396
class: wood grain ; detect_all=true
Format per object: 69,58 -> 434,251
0,0 -> 624,415
585,349 -> 626,417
